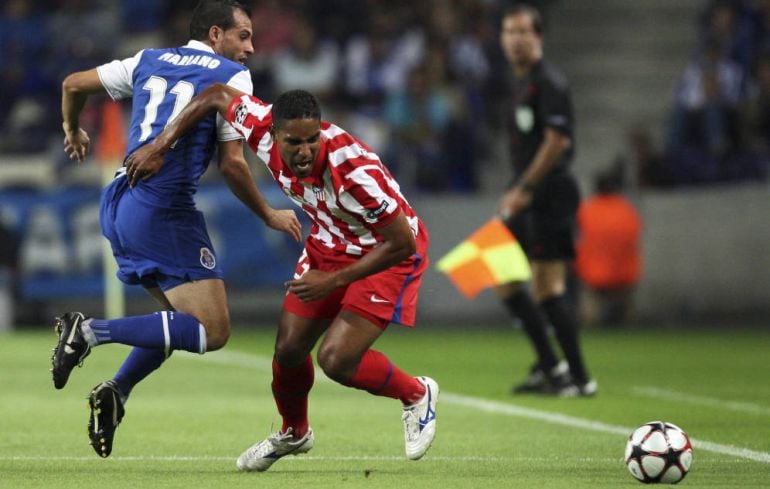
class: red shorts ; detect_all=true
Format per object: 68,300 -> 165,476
283,237 -> 429,329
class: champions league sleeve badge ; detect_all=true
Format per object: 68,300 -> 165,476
234,103 -> 248,126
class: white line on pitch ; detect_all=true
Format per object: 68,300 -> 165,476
632,386 -> 770,417
179,349 -> 770,464
1,455 -> 513,462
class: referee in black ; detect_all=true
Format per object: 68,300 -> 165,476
494,3 -> 595,397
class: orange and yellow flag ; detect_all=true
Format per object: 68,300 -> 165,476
436,219 -> 531,299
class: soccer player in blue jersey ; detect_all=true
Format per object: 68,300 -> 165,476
52,0 -> 301,458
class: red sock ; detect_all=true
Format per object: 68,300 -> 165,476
272,355 -> 314,438
347,349 -> 425,405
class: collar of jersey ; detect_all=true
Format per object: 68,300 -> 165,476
184,39 -> 216,54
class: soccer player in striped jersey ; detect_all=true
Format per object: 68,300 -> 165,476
126,85 -> 440,469
52,0 -> 300,458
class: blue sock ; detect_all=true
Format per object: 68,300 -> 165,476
85,311 -> 207,354
112,347 -> 170,401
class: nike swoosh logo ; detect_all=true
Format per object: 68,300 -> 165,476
64,345 -> 76,354
370,295 -> 390,303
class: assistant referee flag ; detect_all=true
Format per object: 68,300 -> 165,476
436,219 -> 531,299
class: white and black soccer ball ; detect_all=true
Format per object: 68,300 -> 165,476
624,421 -> 693,484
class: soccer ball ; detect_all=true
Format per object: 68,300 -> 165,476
624,421 -> 693,484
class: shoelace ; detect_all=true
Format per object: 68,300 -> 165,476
402,409 -> 420,441
54,317 -> 90,366
248,431 -> 293,458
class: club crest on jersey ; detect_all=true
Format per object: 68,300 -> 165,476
313,186 -> 325,201
199,247 -> 216,270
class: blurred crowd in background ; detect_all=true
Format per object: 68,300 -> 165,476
1,0 -> 768,194
661,0 -> 770,187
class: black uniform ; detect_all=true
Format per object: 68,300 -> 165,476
504,58 -> 580,261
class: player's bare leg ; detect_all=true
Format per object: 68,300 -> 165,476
319,310 -> 439,460
164,278 -> 230,351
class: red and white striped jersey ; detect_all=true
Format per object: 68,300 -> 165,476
225,93 -> 428,257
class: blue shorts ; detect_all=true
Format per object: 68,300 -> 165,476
100,177 -> 224,291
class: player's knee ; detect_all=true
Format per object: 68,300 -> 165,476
317,346 -> 355,383
535,288 -> 565,303
533,276 -> 567,300
274,338 -> 309,366
204,323 -> 230,351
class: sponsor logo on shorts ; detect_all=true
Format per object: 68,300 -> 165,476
370,295 -> 390,304
200,247 -> 216,270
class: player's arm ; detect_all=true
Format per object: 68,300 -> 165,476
61,68 -> 106,162
286,210 -> 416,302
497,127 -> 571,219
125,83 -> 244,186
217,139 -> 301,241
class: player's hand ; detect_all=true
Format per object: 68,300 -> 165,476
265,208 -> 302,242
497,186 -> 533,220
125,142 -> 165,187
62,124 -> 91,163
285,270 -> 339,302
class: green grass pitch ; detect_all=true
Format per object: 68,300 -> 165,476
1,325 -> 769,488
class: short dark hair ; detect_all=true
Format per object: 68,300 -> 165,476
272,90 -> 322,129
503,3 -> 543,35
189,0 -> 251,41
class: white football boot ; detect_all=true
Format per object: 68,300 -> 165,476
236,427 -> 314,472
402,376 -> 439,460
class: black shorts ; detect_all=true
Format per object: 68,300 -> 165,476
504,173 -> 580,261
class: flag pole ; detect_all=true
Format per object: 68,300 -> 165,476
95,100 -> 126,319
